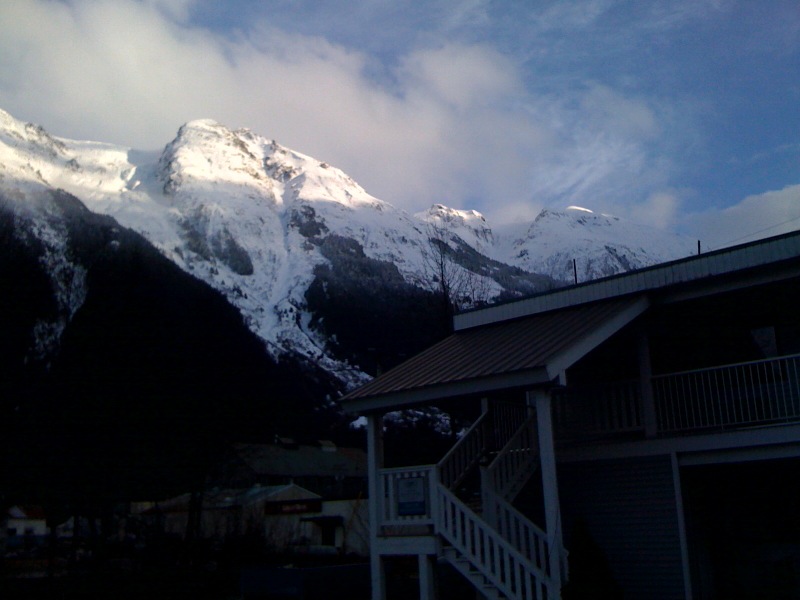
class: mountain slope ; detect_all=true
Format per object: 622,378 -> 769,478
0,183 -> 345,504
0,107 -> 696,386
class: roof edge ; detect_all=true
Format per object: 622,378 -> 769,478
455,229 -> 800,330
343,367 -> 552,415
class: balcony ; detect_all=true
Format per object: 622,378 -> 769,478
554,353 -> 800,439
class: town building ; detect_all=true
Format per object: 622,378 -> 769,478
137,439 -> 370,558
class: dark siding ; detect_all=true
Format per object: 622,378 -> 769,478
560,455 -> 686,599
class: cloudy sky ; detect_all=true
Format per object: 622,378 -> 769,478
1,0 -> 798,249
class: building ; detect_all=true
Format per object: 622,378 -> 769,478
142,483 -> 369,557
138,439 -> 370,558
5,506 -> 49,551
343,230 -> 800,599
214,438 -> 368,501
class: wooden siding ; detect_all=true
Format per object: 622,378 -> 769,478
559,455 -> 686,599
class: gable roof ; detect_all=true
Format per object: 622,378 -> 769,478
344,295 -> 649,413
343,230 -> 800,414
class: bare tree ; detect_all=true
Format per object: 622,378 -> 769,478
421,220 -> 491,327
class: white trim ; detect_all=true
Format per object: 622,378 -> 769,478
671,453 -> 693,600
558,423 -> 800,463
530,389 -> 563,593
374,535 -> 439,555
418,554 -> 437,600
678,443 -> 800,466
367,415 -> 386,600
547,295 -> 649,379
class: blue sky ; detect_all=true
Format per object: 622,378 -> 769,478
1,0 -> 798,248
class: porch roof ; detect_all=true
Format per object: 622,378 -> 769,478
342,294 -> 649,414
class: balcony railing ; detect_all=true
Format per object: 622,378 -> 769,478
654,353 -> 800,433
553,380 -> 642,436
554,353 -> 800,438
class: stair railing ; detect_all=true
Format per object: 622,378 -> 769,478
435,482 -> 557,600
438,401 -> 528,492
486,412 -> 539,501
438,410 -> 490,492
432,401 -> 564,598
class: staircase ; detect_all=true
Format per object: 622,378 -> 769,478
434,402 -> 563,600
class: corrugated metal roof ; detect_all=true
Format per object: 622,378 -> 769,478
343,295 -> 647,412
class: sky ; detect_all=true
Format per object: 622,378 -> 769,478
0,0 -> 798,249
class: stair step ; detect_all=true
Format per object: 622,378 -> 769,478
441,548 -> 507,599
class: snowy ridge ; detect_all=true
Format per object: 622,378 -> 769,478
0,107 -> 696,385
495,206 -> 696,283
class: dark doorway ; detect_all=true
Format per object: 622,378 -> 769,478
682,457 -> 800,599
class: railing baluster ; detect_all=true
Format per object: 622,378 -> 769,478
700,371 -> 710,427
779,359 -> 789,418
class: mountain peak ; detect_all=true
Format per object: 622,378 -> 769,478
415,204 -> 493,248
0,106 -> 696,388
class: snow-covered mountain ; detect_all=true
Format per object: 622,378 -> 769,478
0,107 -> 696,386
493,205 -> 696,283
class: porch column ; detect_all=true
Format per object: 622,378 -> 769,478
638,328 -> 658,438
367,413 -> 386,600
528,389 -> 563,593
418,553 -> 437,600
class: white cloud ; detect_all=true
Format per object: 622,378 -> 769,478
682,184 -> 800,249
630,191 -> 681,229
0,0 -> 692,225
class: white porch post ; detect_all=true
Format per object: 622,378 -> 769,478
418,553 -> 437,600
367,413 -> 386,600
528,389 -> 563,596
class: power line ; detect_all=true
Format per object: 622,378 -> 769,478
708,213 -> 800,251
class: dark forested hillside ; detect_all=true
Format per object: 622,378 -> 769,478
305,234 -> 451,376
0,190 -> 343,511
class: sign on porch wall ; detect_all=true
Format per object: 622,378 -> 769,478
397,477 -> 426,516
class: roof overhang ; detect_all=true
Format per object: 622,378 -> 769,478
343,366 -> 553,414
342,294 -> 650,414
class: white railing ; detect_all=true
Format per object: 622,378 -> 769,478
491,401 -> 531,450
378,465 -> 437,527
553,380 -> 642,435
438,401 -> 529,491
436,483 -> 556,600
654,353 -> 800,433
438,411 -> 490,491
377,405 -> 562,599
486,413 -> 539,500
482,488 -> 553,578
553,354 -> 800,438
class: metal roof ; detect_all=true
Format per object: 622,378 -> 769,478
343,295 -> 648,413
